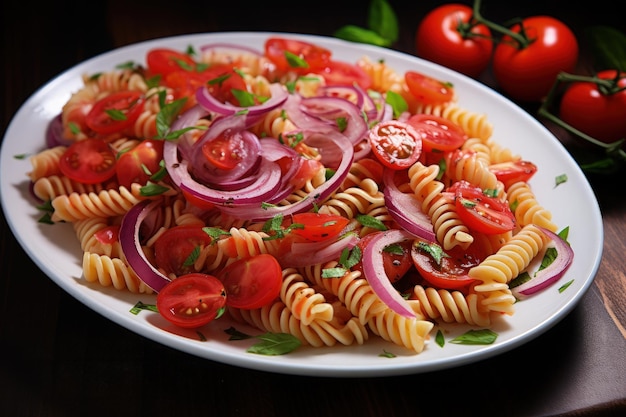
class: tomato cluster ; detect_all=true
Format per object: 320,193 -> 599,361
415,2 -> 579,103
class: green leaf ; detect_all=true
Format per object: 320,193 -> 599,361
586,25 -> 626,71
247,332 -> 301,355
334,25 -> 392,47
450,329 -> 498,345
368,0 -> 399,43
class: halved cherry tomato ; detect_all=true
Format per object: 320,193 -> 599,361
156,273 -> 227,329
147,48 -> 197,77
217,254 -> 282,309
368,120 -> 422,170
59,138 -> 117,184
411,238 -> 483,290
320,60 -> 372,90
182,189 -> 216,211
115,139 -> 164,188
85,91 -> 145,135
154,225 -> 214,277
415,4 -> 493,78
407,114 -> 467,152
291,212 -> 350,242
489,160 -> 538,188
353,231 -> 414,283
450,181 -> 515,234
264,37 -> 332,73
201,129 -> 251,171
405,71 -> 455,105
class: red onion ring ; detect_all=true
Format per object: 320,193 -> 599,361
361,229 -> 418,318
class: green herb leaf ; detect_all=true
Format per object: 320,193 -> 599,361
368,0 -> 399,44
435,329 -> 445,347
130,301 -> 158,315
356,214 -> 387,231
379,349 -> 396,358
450,329 -> 498,345
247,332 -> 301,355
333,25 -> 392,47
385,90 -> 407,118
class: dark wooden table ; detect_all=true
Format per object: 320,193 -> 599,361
1,1 -> 625,416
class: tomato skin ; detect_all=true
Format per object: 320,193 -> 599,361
559,70 -> 626,144
411,238 -> 482,290
59,138 -> 117,184
115,139 -> 164,188
319,60 -> 372,90
405,71 -> 455,105
415,4 -> 493,78
156,273 -> 227,329
264,37 -> 332,74
353,232 -> 414,284
368,120 -> 422,170
217,254 -> 283,309
492,16 -> 578,102
450,181 -> 515,234
291,212 -> 350,242
147,48 -> 197,77
407,114 -> 467,153
489,160 -> 538,188
85,91 -> 145,135
153,226 -> 214,277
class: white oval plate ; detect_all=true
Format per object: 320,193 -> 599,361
0,32 -> 603,377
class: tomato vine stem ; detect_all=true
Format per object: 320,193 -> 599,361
471,0 -> 531,48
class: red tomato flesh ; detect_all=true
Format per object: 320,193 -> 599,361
368,120 -> 422,170
115,139 -> 164,188
407,114 -> 467,152
59,138 -> 117,184
450,181 -> 515,234
154,225 -> 214,277
156,273 -> 227,328
291,212 -> 350,242
85,91 -> 145,135
405,71 -> 455,105
217,254 -> 283,309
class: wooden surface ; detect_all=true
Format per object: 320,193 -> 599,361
1,1 -> 625,416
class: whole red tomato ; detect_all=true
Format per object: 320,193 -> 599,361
559,70 -> 626,144
415,4 -> 493,78
492,16 -> 578,102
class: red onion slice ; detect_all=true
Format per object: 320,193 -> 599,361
362,229 -> 417,318
382,168 -> 436,242
119,200 -> 170,292
195,82 -> 288,117
511,227 -> 574,298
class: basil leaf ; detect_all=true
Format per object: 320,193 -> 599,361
333,25 -> 391,47
368,0 -> 399,43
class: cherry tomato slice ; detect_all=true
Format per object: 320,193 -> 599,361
147,48 -> 197,77
217,254 -> 283,309
291,212 -> 350,242
368,120 -> 422,170
407,114 -> 467,152
156,273 -> 227,329
405,71 -> 455,105
411,238 -> 482,290
85,91 -> 145,135
154,225 -> 214,277
264,37 -> 332,73
320,60 -> 372,90
451,181 -> 515,234
115,139 -> 164,188
353,231 -> 414,283
59,138 -> 117,184
201,132 -> 247,171
489,160 -> 538,188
